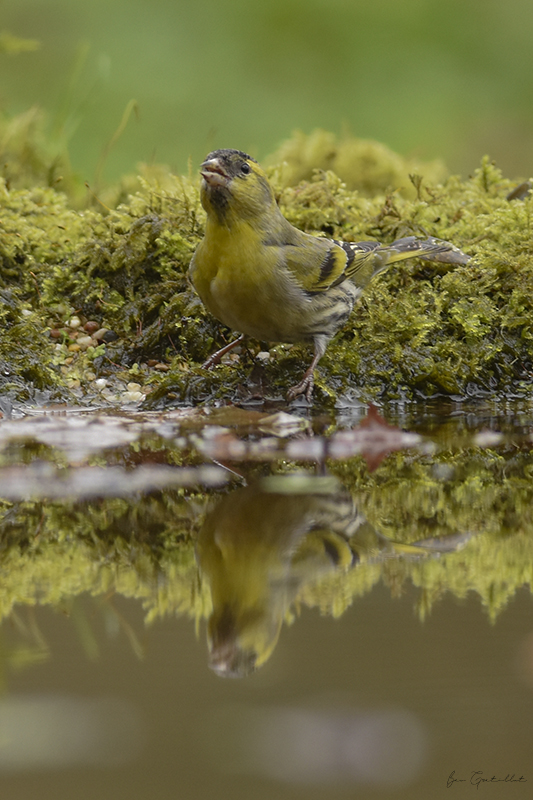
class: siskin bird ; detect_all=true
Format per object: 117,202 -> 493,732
196,476 -> 475,678
189,149 -> 470,401
196,479 -> 364,678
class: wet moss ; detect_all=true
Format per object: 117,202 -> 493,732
1,120 -> 532,405
0,442 -> 532,629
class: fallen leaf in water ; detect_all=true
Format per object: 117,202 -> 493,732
329,405 -> 422,469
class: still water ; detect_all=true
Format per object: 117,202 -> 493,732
0,402 -> 531,799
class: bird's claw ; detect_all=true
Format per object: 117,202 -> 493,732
287,373 -> 314,403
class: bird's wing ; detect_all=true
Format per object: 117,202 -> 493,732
281,234 -> 379,294
281,233 -> 469,294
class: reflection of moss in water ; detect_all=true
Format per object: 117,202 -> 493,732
327,446 -> 533,619
0,493 -> 211,624
303,528 -> 533,624
1,119 -> 533,405
0,446 -> 532,630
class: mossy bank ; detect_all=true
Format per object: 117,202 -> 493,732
1,125 -> 532,407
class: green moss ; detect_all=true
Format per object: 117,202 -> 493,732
265,128 -> 448,198
1,118 -> 532,404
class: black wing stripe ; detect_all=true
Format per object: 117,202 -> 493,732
337,240 -> 357,266
318,246 -> 340,285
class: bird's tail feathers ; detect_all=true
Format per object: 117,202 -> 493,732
388,235 -> 470,265
345,235 -> 469,285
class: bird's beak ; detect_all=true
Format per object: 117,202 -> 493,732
200,158 -> 230,188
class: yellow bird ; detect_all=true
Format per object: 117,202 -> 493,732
190,149 -> 469,401
196,477 -> 475,678
196,480 -> 362,678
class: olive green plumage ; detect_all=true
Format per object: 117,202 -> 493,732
189,149 -> 469,400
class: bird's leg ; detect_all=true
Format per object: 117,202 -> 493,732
202,334 -> 246,369
286,337 -> 327,402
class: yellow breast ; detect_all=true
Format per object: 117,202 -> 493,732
190,220 -> 306,343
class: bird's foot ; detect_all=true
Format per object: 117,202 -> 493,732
202,334 -> 245,369
287,370 -> 314,402
202,352 -> 223,369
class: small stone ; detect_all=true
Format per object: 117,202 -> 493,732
93,328 -> 108,341
84,320 -> 100,334
121,390 -> 145,403
154,362 -> 170,371
77,335 -> 96,350
68,343 -> 81,352
68,316 -> 82,329
147,359 -> 158,367
126,382 -> 142,392
256,351 -> 270,362
94,378 -> 108,389
85,371 -> 96,381
49,329 -> 62,339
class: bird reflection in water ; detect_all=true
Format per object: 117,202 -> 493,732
196,475 -> 471,678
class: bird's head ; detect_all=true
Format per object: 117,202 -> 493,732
206,602 -> 283,679
199,148 -> 276,225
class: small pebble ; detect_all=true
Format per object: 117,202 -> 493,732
154,362 -> 170,371
256,351 -> 270,362
121,390 -> 145,403
127,382 -> 142,392
94,378 -> 108,389
68,343 -> 81,352
50,329 -> 62,339
85,371 -> 96,381
93,328 -> 108,341
68,316 -> 82,329
84,320 -> 100,334
77,335 -> 96,350
147,359 -> 158,367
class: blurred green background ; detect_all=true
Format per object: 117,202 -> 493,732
1,0 -> 532,184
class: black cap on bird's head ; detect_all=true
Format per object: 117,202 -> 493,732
207,604 -> 259,678
200,149 -> 256,188
199,149 -> 274,223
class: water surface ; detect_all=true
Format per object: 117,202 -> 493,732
0,401 -> 531,799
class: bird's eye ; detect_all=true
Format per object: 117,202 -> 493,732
240,162 -> 251,175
